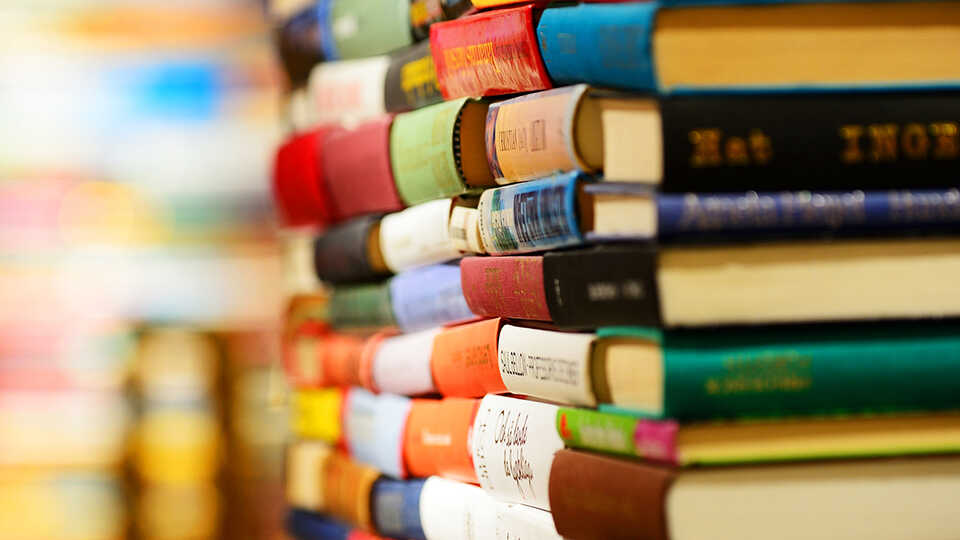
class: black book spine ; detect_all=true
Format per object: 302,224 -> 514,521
384,41 -> 444,113
313,215 -> 387,284
660,92 -> 960,192
543,245 -> 662,329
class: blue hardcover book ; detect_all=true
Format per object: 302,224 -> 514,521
371,478 -> 428,540
344,389 -> 411,478
536,1 -> 960,93
287,510 -> 350,540
477,171 -> 585,255
584,183 -> 960,241
536,2 -> 658,91
389,263 -> 476,333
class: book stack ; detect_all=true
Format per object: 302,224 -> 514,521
270,0 -> 960,539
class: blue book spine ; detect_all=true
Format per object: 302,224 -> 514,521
316,0 -> 340,60
286,510 -> 350,540
536,2 -> 657,91
390,263 -> 476,333
657,189 -> 960,238
372,478 -> 428,540
478,171 -> 584,255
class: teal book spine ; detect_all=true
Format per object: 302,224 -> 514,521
659,323 -> 960,420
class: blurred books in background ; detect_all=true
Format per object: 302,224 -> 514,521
0,1 -> 287,539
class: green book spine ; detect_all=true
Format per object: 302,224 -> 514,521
329,282 -> 395,328
390,98 -> 470,205
662,322 -> 960,420
557,407 -> 638,457
330,0 -> 414,60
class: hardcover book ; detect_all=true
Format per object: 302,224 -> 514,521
371,478 -> 427,540
403,398 -> 479,482
313,215 -> 390,284
430,318 -> 507,398
385,41 -> 444,113
390,98 -> 494,206
322,116 -> 405,221
389,263 -> 475,333
463,236 -> 960,327
430,5 -> 552,99
309,56 -> 390,126
273,129 -> 334,228
322,0 -> 413,60
549,450 -> 960,540
378,198 -> 463,273
558,407 -> 960,466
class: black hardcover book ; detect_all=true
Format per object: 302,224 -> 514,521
313,215 -> 388,284
275,6 -> 326,89
660,92 -> 960,192
543,245 -> 662,329
384,41 -> 444,113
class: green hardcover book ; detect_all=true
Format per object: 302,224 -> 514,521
328,0 -> 413,60
389,97 -> 494,205
557,406 -> 960,466
592,322 -> 960,420
329,282 -> 395,329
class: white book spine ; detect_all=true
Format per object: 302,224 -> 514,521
498,325 -> 597,407
379,198 -> 461,273
308,56 -> 389,127
372,328 -> 441,396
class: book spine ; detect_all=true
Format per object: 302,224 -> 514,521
314,215 -> 387,284
321,333 -> 366,388
322,117 -> 404,221
419,477 -> 497,540
276,6 -> 326,89
661,323 -> 960,420
286,442 -> 333,511
497,325 -> 598,406
329,282 -> 396,329
660,92 -> 960,192
494,502 -> 564,540
402,398 -> 480,483
292,389 -> 343,444
431,318 -> 507,398
273,129 -> 334,228
328,0 -> 413,60
471,395 -> 564,511
323,453 -> 382,531
345,389 -> 412,478
389,263 -> 476,333
477,171 -> 583,255
548,449 -> 672,540
385,41 -> 445,113
371,328 -> 442,396
536,3 -> 657,91
556,407 -> 680,464
390,99 -> 472,205
430,5 -> 552,99
657,189 -> 960,238
287,510 -> 350,540
308,56 -> 389,126
460,256 -> 552,321
379,198 -> 461,274
542,245 -> 662,328
371,478 -> 428,540
486,85 -> 590,184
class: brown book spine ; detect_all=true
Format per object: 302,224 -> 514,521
549,449 -> 675,540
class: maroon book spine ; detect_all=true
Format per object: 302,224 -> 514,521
322,116 -> 405,222
460,255 -> 552,321
429,4 -> 552,99
272,128 -> 335,228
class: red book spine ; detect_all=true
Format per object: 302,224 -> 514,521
322,116 -> 405,222
429,5 -> 552,99
460,255 -> 552,321
272,128 -> 335,228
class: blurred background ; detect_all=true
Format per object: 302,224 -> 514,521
0,1 -> 289,539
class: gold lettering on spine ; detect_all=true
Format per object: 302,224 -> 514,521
868,124 -> 899,162
749,130 -> 772,164
839,125 -> 864,164
689,129 -> 722,167
930,122 -> 959,159
901,123 -> 929,159
724,137 -> 749,165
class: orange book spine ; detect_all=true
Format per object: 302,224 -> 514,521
323,453 -> 381,531
321,333 -> 367,388
403,398 -> 480,483
430,318 -> 507,398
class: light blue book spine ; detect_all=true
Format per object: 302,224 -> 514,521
344,389 -> 411,478
536,2 -> 658,91
390,264 -> 476,333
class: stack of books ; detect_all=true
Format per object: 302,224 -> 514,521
270,0 -> 960,539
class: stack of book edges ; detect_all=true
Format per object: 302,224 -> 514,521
269,0 -> 960,538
